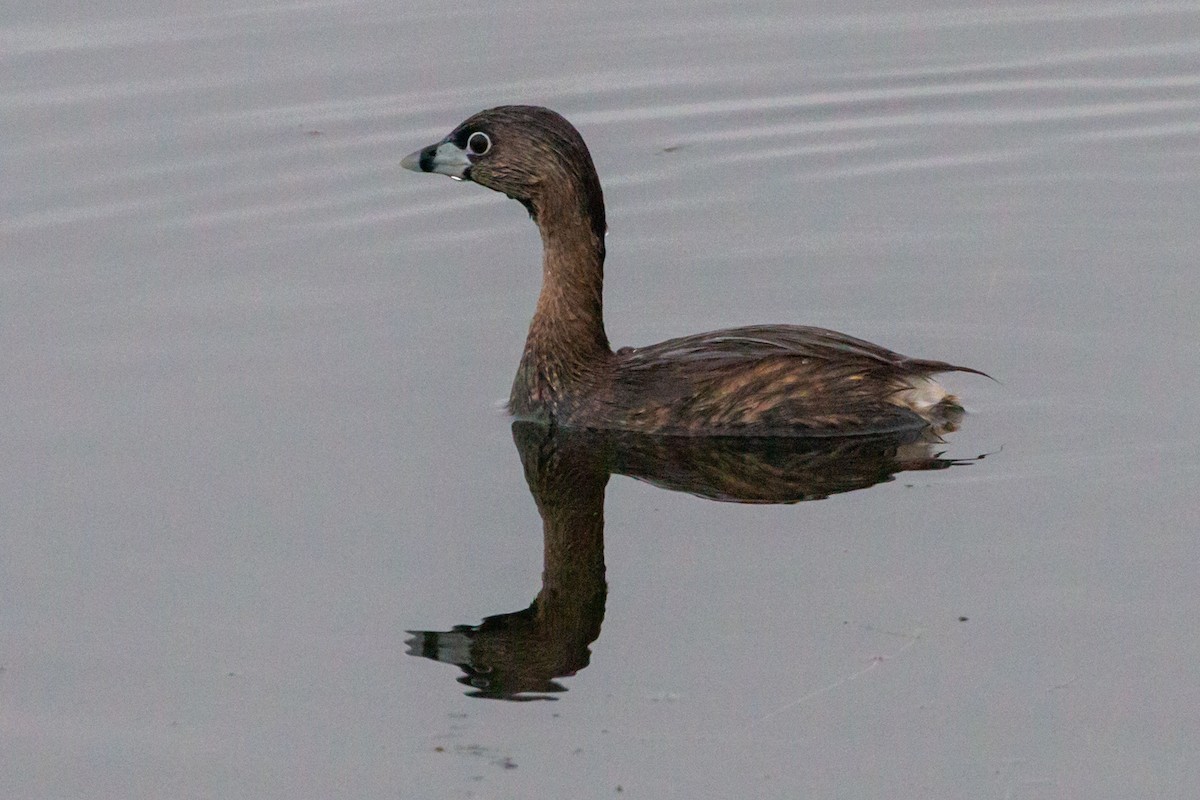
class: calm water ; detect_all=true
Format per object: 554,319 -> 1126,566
4,2 -> 1199,798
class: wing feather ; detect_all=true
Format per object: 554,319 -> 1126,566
605,325 -> 983,435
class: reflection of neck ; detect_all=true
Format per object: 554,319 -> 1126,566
526,427 -> 608,635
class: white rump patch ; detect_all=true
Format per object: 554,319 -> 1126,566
893,375 -> 949,413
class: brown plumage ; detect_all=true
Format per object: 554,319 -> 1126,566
402,105 -> 986,436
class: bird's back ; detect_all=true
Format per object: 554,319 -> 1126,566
577,324 -> 980,436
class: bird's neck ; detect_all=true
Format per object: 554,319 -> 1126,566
532,209 -> 609,358
510,192 -> 612,416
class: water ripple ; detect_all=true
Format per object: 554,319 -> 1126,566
4,1 -> 1198,240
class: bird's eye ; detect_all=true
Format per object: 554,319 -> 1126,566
466,131 -> 491,156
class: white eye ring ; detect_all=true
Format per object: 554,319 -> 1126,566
466,131 -> 491,156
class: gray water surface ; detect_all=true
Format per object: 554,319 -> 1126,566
4,2 -> 1199,798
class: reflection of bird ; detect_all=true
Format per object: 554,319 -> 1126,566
405,423 -> 979,699
403,105 -> 986,436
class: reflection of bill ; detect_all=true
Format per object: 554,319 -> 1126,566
406,422 -> 985,700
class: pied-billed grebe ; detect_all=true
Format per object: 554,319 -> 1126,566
402,105 -> 985,436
